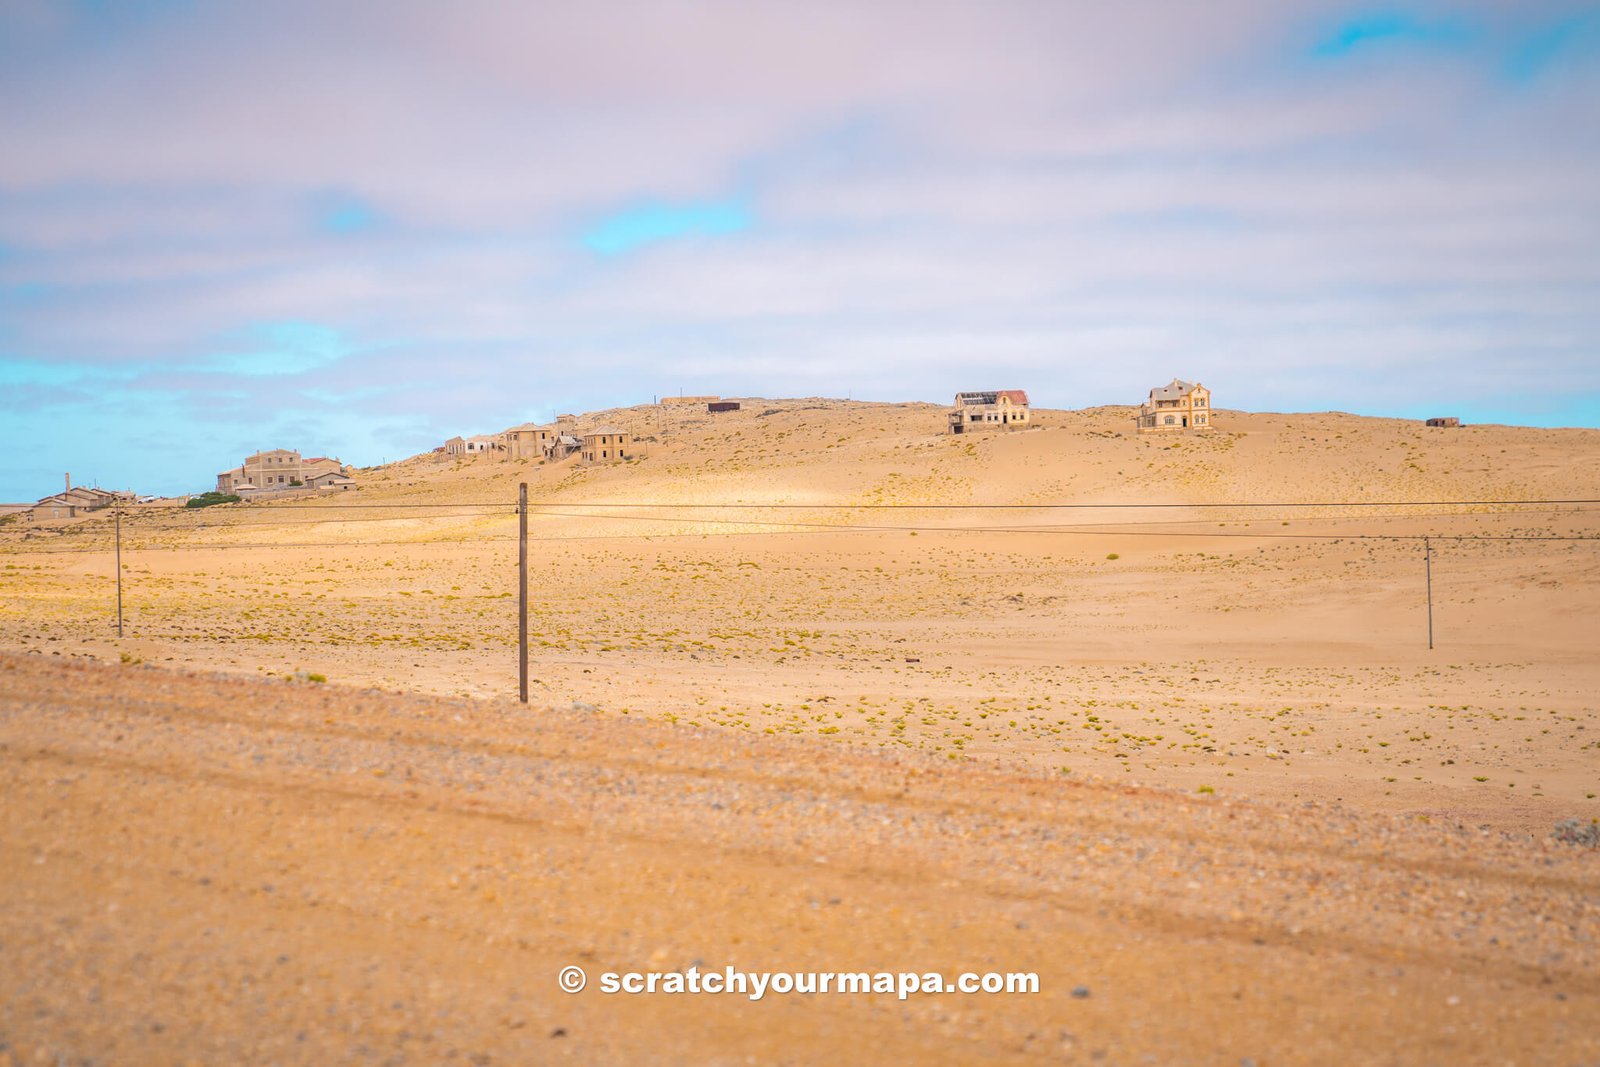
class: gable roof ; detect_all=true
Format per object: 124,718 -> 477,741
1149,379 -> 1201,401
955,390 -> 1029,406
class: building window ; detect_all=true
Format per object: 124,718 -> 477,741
1164,415 -> 1175,425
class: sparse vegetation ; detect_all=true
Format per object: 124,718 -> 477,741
184,491 -> 242,509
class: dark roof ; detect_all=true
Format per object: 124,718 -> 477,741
955,390 -> 1029,406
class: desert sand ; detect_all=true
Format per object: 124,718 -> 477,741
2,400 -> 1597,1062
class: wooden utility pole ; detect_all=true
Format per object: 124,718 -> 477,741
1424,536 -> 1433,651
518,482 -> 529,703
115,505 -> 124,638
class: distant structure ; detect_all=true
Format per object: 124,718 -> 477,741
500,423 -> 558,461
495,422 -> 600,462
660,395 -> 718,406
306,470 -> 356,492
1136,379 -> 1212,432
947,390 -> 1030,434
1425,417 -> 1461,428
442,435 -> 499,457
25,476 -> 134,521
580,428 -> 631,463
708,401 -> 741,414
217,450 -> 346,493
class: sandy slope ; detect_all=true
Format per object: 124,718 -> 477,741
2,652 -> 1597,1065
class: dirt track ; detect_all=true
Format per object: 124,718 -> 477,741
2,651 -> 1596,1064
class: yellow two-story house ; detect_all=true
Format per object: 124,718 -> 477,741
1136,380 -> 1212,432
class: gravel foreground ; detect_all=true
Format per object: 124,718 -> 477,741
1,651 -> 1596,1065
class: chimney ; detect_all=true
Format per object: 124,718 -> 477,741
65,472 -> 71,492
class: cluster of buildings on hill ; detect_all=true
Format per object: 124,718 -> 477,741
435,382 -> 1221,467
947,379 -> 1214,434
215,450 -> 355,495
440,415 -> 634,465
19,477 -> 135,522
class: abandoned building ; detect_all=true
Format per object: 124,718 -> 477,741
1425,417 -> 1461,428
443,435 -> 500,457
580,428 -> 631,463
217,450 -> 345,493
708,401 -> 741,413
500,424 -> 558,461
947,390 -> 1030,433
25,480 -> 134,521
1136,380 -> 1212,432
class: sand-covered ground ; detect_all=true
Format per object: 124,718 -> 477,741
4,402 -> 1597,830
3,652 -> 1597,1064
2,401 -> 1598,1061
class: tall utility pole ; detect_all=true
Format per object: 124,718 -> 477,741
518,482 -> 529,703
1424,537 -> 1433,651
115,505 -> 124,638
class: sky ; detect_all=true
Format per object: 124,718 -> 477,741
2,0 -> 1598,499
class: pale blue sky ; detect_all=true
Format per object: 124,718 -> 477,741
1,0 -> 1598,499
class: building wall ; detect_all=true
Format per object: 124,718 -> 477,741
580,432 -> 630,463
1137,386 -> 1212,432
947,392 -> 1030,433
502,427 -> 556,460
219,450 -> 342,490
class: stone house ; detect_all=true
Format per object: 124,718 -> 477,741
948,390 -> 1030,433
443,435 -> 499,457
217,449 -> 348,492
27,486 -> 130,521
307,470 -> 356,491
580,428 -> 630,463
1136,380 -> 1212,432
500,424 -> 558,461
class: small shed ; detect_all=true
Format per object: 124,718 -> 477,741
708,401 -> 741,413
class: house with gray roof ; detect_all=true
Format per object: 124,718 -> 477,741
1136,379 -> 1212,432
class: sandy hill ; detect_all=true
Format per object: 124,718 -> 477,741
307,400 -> 1600,540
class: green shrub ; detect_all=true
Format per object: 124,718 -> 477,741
185,492 -> 241,509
